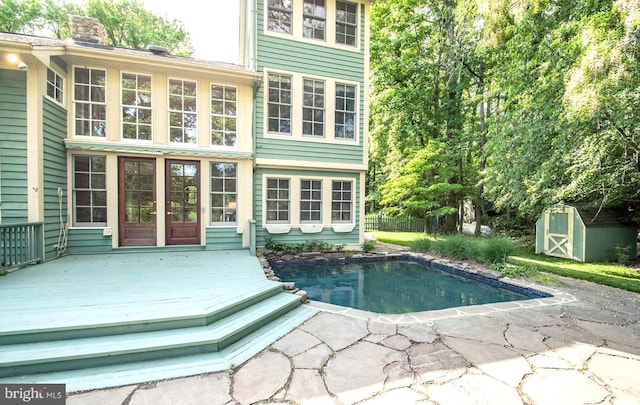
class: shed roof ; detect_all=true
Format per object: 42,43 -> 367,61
567,204 -> 636,228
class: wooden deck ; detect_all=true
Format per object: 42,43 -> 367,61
0,250 -> 317,391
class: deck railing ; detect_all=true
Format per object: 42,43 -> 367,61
1,222 -> 43,270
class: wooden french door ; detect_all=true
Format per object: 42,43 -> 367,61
165,160 -> 200,245
119,157 -> 157,246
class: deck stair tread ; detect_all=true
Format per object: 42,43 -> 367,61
0,306 -> 319,392
0,292 -> 301,367
0,281 -> 283,338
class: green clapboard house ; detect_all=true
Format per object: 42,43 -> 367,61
0,1 -> 372,269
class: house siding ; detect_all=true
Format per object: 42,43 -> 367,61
0,70 -> 28,223
42,98 -> 68,260
66,228 -> 112,254
205,227 -> 243,250
254,167 -> 361,247
254,0 -> 366,165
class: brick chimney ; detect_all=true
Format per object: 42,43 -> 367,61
71,16 -> 108,45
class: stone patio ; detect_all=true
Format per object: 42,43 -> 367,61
68,274 -> 640,404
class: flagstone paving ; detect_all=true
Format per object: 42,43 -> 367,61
68,275 -> 640,404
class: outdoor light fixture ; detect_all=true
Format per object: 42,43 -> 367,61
6,53 -> 27,69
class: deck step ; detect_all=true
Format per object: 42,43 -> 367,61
0,292 -> 303,378
0,281 -> 284,345
0,305 -> 319,393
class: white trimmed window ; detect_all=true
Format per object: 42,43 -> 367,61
211,85 -> 237,148
266,178 -> 290,223
303,0 -> 326,40
300,179 -> 322,222
168,78 -> 197,144
268,0 -> 293,33
335,83 -> 356,140
73,67 -> 106,137
331,180 -> 352,223
73,155 -> 107,226
303,78 -> 325,137
46,68 -> 63,104
211,162 -> 237,224
336,0 -> 358,46
121,72 -> 152,141
267,73 -> 292,134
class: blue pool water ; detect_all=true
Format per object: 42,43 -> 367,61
274,260 -> 535,314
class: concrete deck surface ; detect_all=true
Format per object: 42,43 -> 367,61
67,274 -> 640,405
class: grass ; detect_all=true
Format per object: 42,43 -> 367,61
370,230 -> 640,293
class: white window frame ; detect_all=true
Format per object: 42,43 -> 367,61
73,66 -> 107,138
336,0 -> 358,47
265,177 -> 291,224
168,78 -> 198,145
267,0 -> 293,34
303,0 -> 326,41
331,180 -> 353,223
262,174 -> 356,233
72,154 -> 107,227
121,71 -> 153,142
210,162 -> 238,225
302,78 -> 325,138
264,69 -> 359,144
210,84 -> 238,149
334,82 -> 357,140
267,73 -> 293,135
46,67 -> 64,105
300,179 -> 322,223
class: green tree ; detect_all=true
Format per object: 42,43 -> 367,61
0,0 -> 193,56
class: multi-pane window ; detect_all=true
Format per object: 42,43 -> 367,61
73,155 -> 107,225
211,162 -> 237,224
211,85 -> 237,148
122,73 -> 152,141
267,74 -> 292,134
331,180 -> 352,222
335,83 -> 356,140
168,79 -> 197,144
303,78 -> 325,137
336,0 -> 358,46
300,179 -> 322,223
46,68 -> 63,103
74,67 -> 106,137
268,0 -> 293,33
266,178 -> 290,223
303,0 -> 326,40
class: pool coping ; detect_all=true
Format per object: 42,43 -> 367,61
266,252 -> 577,324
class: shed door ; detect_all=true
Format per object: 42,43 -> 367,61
544,208 -> 574,259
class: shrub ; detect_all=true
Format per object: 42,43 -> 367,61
480,237 -> 515,264
409,238 -> 431,252
362,239 -> 377,252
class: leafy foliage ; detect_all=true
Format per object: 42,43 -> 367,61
0,0 -> 193,56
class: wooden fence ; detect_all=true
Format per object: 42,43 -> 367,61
365,215 -> 425,233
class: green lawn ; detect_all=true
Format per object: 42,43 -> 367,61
370,231 -> 640,294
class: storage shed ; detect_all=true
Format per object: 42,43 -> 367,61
535,203 -> 637,262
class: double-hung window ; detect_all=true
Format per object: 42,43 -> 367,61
267,73 -> 292,134
302,78 -> 325,137
335,83 -> 356,140
267,0 -> 293,33
211,162 -> 237,224
121,73 -> 152,141
46,68 -> 63,104
300,179 -> 322,223
74,67 -> 106,137
73,155 -> 107,226
303,0 -> 326,40
169,79 -> 197,144
266,178 -> 290,223
336,0 -> 358,47
211,85 -> 237,148
331,180 -> 352,223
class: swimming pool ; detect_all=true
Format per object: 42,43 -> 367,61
273,258 -> 548,314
